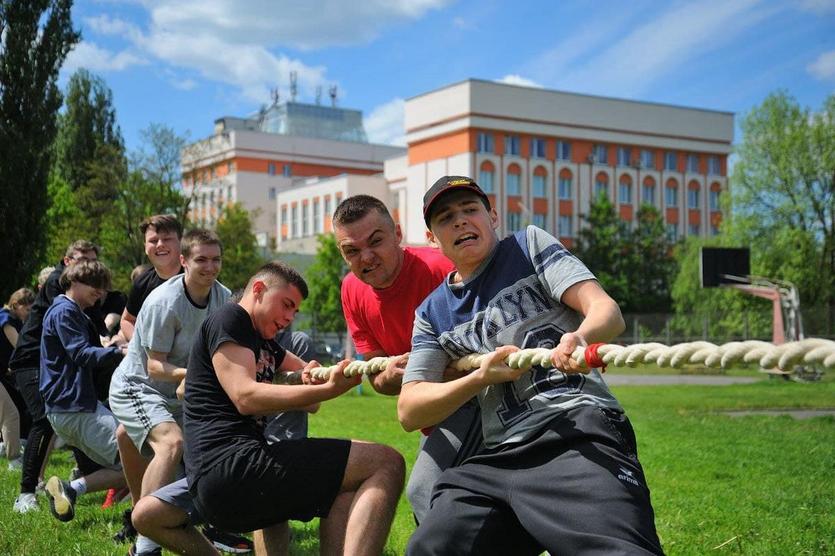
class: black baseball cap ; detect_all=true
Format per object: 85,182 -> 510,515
423,175 -> 490,227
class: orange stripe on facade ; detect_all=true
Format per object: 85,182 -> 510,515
710,212 -> 722,225
486,194 -> 497,210
572,141 -> 592,165
533,165 -> 548,177
408,129 -> 473,165
688,210 -> 701,225
665,208 -> 679,224
507,196 -> 523,212
561,238 -> 574,249
533,198 -> 548,213
620,205 -> 633,221
559,200 -> 572,216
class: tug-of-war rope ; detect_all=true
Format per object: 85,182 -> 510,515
305,338 -> 835,381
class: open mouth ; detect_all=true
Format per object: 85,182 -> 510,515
361,264 -> 379,275
454,233 -> 478,246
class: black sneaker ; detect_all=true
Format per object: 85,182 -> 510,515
203,526 -> 253,554
113,508 -> 137,543
45,476 -> 77,522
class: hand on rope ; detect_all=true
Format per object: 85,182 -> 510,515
305,338 -> 835,380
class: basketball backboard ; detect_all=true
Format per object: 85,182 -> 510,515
700,247 -> 751,288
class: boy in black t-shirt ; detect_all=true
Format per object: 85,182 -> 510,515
136,261 -> 404,555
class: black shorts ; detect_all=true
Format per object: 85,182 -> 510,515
192,437 -> 351,533
408,404 -> 664,556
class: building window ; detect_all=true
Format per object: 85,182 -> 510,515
558,176 -> 572,200
557,141 -> 571,161
531,138 -> 546,158
479,167 -> 495,193
593,144 -> 608,164
268,162 -> 276,176
619,180 -> 632,204
708,156 -> 720,175
291,206 -> 299,238
532,213 -> 546,230
227,186 -> 233,201
617,147 -> 632,167
665,151 -> 677,171
709,189 -> 720,210
324,196 -> 332,218
283,164 -> 292,177
666,223 -> 678,241
532,174 -> 546,198
280,206 -> 287,239
506,170 -> 521,195
268,187 -> 276,200
711,224 -> 720,236
688,223 -> 700,236
687,154 -> 699,173
313,199 -> 321,233
594,176 -> 608,198
666,185 -> 678,207
507,212 -> 522,232
641,183 -> 655,205
302,205 -> 309,236
477,132 -> 494,153
505,135 -> 520,156
641,149 -> 654,169
226,161 -> 233,174
688,187 -> 700,208
559,215 -> 572,237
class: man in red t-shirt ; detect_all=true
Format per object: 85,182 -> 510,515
334,195 -> 483,524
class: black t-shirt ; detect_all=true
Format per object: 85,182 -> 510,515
10,263 -> 107,371
183,302 -> 286,484
125,266 -> 183,317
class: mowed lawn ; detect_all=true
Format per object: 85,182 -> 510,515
0,376 -> 833,555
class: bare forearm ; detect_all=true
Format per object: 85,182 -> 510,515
398,375 -> 484,432
575,299 -> 625,344
147,358 -> 187,383
240,383 -> 341,416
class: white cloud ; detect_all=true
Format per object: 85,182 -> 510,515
64,41 -> 147,72
807,50 -> 835,80
799,0 -> 835,13
497,75 -> 543,88
82,14 -> 143,43
365,98 -> 405,146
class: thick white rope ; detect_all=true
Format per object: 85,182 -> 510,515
306,338 -> 835,380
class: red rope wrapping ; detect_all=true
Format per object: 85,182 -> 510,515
584,343 -> 607,373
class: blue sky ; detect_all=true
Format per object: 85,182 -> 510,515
64,0 -> 835,153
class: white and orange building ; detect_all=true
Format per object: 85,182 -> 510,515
182,79 -> 733,254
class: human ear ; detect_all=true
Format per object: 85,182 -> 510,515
426,229 -> 439,248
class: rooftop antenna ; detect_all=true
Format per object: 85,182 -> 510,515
315,86 -> 322,105
289,71 -> 298,102
270,87 -> 280,106
329,84 -> 338,107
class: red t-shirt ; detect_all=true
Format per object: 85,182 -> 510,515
341,247 -> 455,356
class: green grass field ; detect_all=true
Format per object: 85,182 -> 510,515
1,376 -> 833,555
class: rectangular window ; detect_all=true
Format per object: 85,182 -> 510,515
593,144 -> 608,164
688,223 -> 700,236
477,132 -> 494,153
641,184 -> 654,205
711,224 -> 720,236
687,154 -> 699,173
291,206 -> 299,238
479,170 -> 494,193
227,186 -> 233,201
641,149 -> 654,169
532,174 -> 546,198
557,141 -> 571,161
505,135 -> 520,156
324,196 -> 332,218
594,179 -> 608,198
617,147 -> 632,167
665,151 -> 677,171
532,213 -> 546,230
666,223 -> 678,241
619,182 -> 632,204
530,138 -> 546,158
559,215 -> 572,237
708,156 -> 720,175
507,212 -> 522,232
688,188 -> 699,208
558,177 -> 572,200
280,207 -> 288,239
227,161 -> 233,174
302,205 -> 309,236
313,199 -> 321,233
283,164 -> 292,177
506,173 -> 520,195
709,190 -> 720,210
268,162 -> 276,176
268,187 -> 276,200
665,186 -> 678,207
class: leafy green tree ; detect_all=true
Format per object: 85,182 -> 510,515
624,204 -> 675,313
302,234 -> 347,341
0,0 -> 79,298
43,172 -> 84,264
215,203 -> 264,292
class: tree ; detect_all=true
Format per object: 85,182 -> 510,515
0,0 -> 79,299
624,204 -> 675,313
727,91 -> 835,333
302,234 -> 347,341
215,203 -> 263,292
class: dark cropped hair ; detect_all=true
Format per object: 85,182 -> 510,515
139,214 -> 183,239
246,260 -> 308,299
64,240 -> 99,259
332,195 -> 394,228
181,229 -> 222,259
59,260 -> 112,291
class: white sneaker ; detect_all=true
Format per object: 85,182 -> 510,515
13,493 -> 38,513
8,457 -> 22,470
